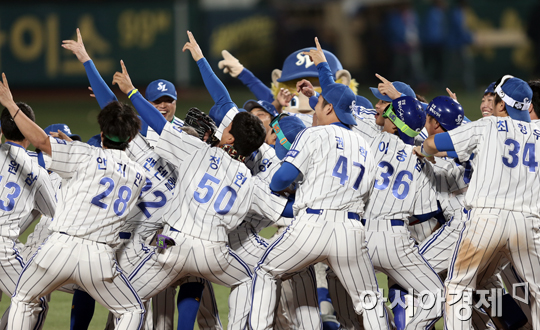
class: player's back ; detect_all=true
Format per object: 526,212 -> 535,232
123,134 -> 178,240
45,139 -> 145,245
155,124 -> 285,243
0,143 -> 55,240
363,133 -> 437,221
450,116 -> 540,216
285,125 -> 375,215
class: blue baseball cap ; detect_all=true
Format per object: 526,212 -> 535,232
484,81 -> 496,94
322,83 -> 357,126
243,100 -> 279,118
145,79 -> 177,102
277,48 -> 343,82
273,116 -> 306,160
355,95 -> 374,110
370,81 -> 415,103
44,123 -> 81,141
87,134 -> 102,147
495,75 -> 533,122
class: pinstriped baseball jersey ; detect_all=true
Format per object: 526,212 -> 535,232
449,116 -> 540,216
215,107 -> 238,140
145,116 -> 184,147
154,123 -> 287,242
124,134 -> 178,240
245,143 -> 279,178
431,156 -> 468,222
414,127 -> 428,146
353,108 -> 379,128
0,143 -> 56,240
351,119 -> 438,221
285,112 -> 313,127
42,137 -> 145,245
283,124 -> 375,215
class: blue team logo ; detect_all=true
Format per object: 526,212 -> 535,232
286,150 -> 299,158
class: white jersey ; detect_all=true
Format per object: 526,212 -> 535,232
144,116 -> 184,147
431,156 -> 469,222
43,137 -> 145,245
155,123 -> 287,242
282,124 -> 375,215
0,143 -> 56,239
124,134 -> 179,240
351,119 -> 438,221
448,116 -> 540,216
285,112 -> 313,127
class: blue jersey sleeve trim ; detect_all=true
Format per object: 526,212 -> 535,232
433,133 -> 455,151
316,62 -> 335,89
270,162 -> 300,192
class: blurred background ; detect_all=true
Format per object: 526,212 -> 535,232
0,0 -> 539,142
0,0 -> 539,328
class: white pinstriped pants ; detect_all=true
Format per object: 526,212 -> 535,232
8,232 -> 145,330
128,230 -> 252,330
250,210 -> 389,330
445,208 -> 540,330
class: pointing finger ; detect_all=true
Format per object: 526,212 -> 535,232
375,73 -> 391,84
120,60 -> 127,74
315,37 -> 322,51
76,28 -> 82,43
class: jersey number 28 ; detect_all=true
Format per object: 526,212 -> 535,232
91,177 -> 132,216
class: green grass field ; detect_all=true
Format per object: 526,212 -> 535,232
0,85 -> 484,329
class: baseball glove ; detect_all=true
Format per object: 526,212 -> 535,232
184,107 -> 220,146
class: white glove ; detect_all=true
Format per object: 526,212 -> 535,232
218,50 -> 244,78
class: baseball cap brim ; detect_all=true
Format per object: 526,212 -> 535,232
148,92 -> 177,102
506,105 -> 531,122
277,71 -> 319,83
370,87 -> 393,102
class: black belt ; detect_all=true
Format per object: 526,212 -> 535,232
360,219 -> 405,227
59,232 -> 131,240
306,208 -> 360,221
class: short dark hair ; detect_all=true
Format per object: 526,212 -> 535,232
98,101 -> 140,150
1,102 -> 35,141
229,112 -> 265,156
529,80 -> 540,119
322,97 -> 330,108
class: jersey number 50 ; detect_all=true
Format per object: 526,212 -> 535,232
193,173 -> 237,215
91,177 -> 132,216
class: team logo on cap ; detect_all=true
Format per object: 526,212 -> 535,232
295,53 -> 315,69
456,114 -> 463,125
64,125 -> 72,134
157,82 -> 168,92
500,90 -> 505,97
515,102 -> 523,110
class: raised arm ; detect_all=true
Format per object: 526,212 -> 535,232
112,60 -> 167,134
183,31 -> 237,114
218,50 -> 275,102
0,73 -> 51,155
62,28 -> 117,109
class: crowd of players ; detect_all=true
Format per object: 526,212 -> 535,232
0,28 -> 539,330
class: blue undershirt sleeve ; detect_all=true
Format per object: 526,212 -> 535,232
447,151 -> 459,158
280,196 -> 295,218
197,58 -> 237,116
83,60 -> 117,109
237,68 -> 274,102
129,91 -> 167,135
270,162 -> 301,192
316,62 -> 335,89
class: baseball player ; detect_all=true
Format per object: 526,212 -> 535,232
528,79 -> 540,120
418,75 -> 540,329
0,102 -> 56,330
0,74 -> 146,330
113,31 -> 293,330
64,29 -> 210,330
250,42 -> 389,330
313,60 -> 443,328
